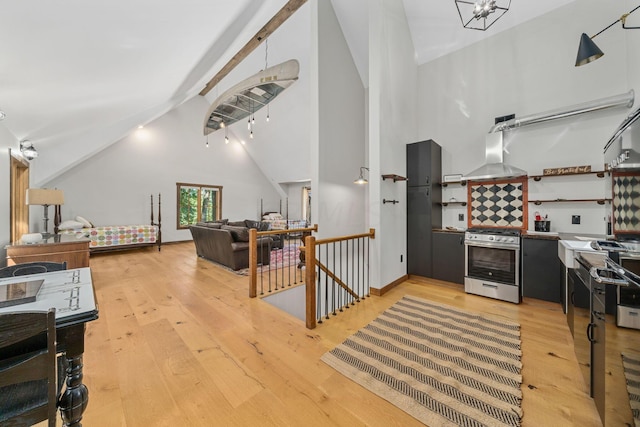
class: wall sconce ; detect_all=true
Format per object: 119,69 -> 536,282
20,139 -> 38,160
454,0 -> 511,31
575,5 -> 640,66
354,167 -> 369,185
26,188 -> 64,238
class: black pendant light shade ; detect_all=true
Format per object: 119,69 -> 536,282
575,33 -> 604,66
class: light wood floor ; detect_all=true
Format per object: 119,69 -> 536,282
58,242 -> 615,426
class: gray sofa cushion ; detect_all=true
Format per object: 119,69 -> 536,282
221,225 -> 250,242
196,222 -> 221,228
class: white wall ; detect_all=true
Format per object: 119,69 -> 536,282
369,0 -> 418,288
418,0 -> 632,234
312,0 -> 366,239
45,96 -> 280,242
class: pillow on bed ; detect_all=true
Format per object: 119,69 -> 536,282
59,220 -> 85,230
75,216 -> 94,228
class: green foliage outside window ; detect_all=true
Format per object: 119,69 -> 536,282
176,183 -> 222,229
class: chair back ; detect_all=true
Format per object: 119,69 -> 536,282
0,308 -> 57,426
0,261 -> 67,278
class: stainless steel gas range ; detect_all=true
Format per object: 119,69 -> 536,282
464,228 -> 521,304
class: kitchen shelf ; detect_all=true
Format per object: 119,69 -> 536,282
529,170 -> 608,181
440,201 -> 467,207
529,198 -> 612,205
440,180 -> 467,187
381,174 -> 407,182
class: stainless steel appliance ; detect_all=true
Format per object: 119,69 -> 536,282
464,228 -> 521,303
595,238 -> 640,329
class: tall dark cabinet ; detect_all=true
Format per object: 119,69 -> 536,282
407,140 -> 442,277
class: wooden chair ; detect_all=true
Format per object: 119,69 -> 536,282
0,261 -> 67,278
0,309 -> 58,426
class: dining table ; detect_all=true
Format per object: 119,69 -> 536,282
0,267 -> 98,427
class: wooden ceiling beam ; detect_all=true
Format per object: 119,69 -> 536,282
199,0 -> 307,97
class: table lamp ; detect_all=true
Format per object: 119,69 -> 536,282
26,188 -> 64,238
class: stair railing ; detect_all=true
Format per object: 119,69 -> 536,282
303,229 -> 375,329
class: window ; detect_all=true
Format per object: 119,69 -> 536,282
176,183 -> 222,229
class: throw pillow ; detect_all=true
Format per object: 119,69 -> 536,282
221,225 -> 250,242
75,215 -> 94,228
59,220 -> 85,230
227,220 -> 246,227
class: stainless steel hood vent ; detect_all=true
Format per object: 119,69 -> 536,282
463,132 -> 527,181
604,105 -> 640,170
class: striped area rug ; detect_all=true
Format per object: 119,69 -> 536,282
622,352 -> 640,427
321,295 -> 523,427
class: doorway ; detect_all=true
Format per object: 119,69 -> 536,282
10,151 -> 29,242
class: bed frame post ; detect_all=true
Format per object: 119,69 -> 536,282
152,193 -> 161,251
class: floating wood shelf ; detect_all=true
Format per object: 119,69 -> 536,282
381,174 -> 407,182
440,201 -> 467,207
440,180 -> 467,187
529,170 -> 608,181
529,198 -> 612,205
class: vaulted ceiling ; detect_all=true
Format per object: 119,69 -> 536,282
0,0 -> 577,185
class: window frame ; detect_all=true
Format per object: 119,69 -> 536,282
176,182 -> 223,230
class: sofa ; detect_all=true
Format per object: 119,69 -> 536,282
189,221 -> 274,271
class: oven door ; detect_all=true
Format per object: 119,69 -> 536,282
464,242 -> 520,303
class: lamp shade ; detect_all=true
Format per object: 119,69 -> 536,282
26,188 -> 64,206
575,33 -> 604,66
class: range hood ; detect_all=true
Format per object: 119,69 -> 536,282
464,90 -> 635,180
604,105 -> 640,170
463,132 -> 527,181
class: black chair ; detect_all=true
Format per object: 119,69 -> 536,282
0,261 -> 67,278
0,309 -> 58,426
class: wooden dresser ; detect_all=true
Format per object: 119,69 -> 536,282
6,234 -> 90,268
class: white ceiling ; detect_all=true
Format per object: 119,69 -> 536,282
0,0 -> 577,184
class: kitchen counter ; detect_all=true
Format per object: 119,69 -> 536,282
432,227 -> 465,233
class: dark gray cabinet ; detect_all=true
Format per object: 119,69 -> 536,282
432,231 -> 464,284
521,238 -> 562,302
407,140 -> 441,278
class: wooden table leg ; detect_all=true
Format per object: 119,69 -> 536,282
57,324 -> 89,427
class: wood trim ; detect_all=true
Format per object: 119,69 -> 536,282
305,234 -> 316,329
199,0 -> 308,96
10,150 -> 29,243
370,274 -> 409,296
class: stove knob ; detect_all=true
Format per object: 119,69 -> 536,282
496,237 -> 503,242
489,236 -> 494,241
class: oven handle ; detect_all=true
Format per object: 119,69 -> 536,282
464,241 -> 520,250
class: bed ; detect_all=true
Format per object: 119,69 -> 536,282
55,194 -> 162,252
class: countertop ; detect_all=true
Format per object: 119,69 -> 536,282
433,228 -> 610,242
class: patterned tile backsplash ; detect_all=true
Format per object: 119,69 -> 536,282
612,172 -> 640,234
468,178 -> 528,229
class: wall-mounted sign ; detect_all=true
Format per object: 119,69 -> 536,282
543,165 -> 591,176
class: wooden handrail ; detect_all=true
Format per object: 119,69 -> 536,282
313,228 -> 375,245
314,259 -> 359,300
